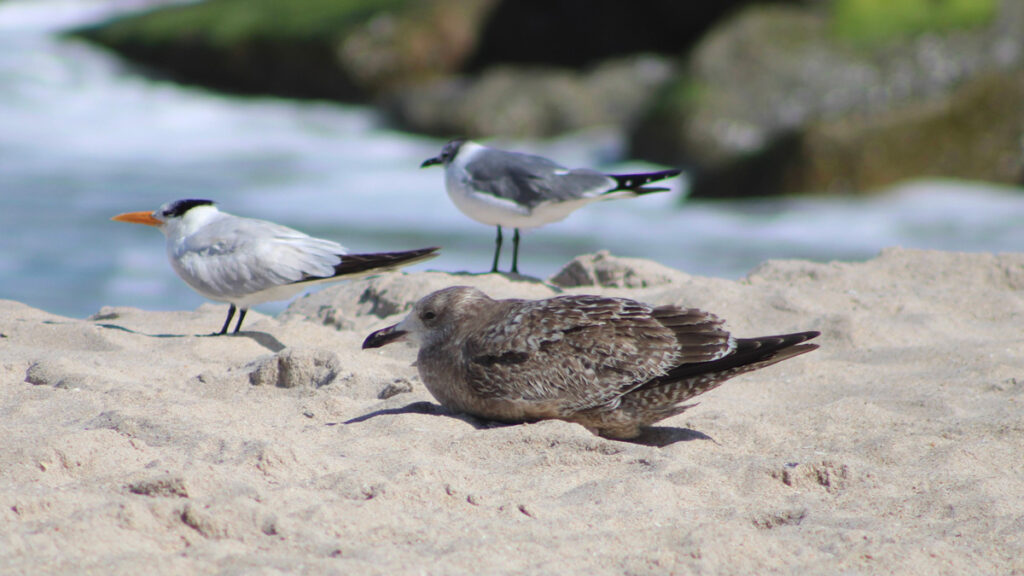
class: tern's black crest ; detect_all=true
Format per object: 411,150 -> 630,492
162,199 -> 215,218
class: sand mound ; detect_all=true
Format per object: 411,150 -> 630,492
1,248 -> 1021,574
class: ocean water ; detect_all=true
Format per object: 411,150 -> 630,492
2,0 -> 1023,320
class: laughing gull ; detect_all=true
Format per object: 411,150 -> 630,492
421,139 -> 681,274
363,286 -> 819,439
113,199 -> 439,335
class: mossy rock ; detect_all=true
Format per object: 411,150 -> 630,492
630,0 -> 1022,197
382,55 -> 674,138
74,0 -> 405,99
72,0 -> 756,132
78,0 -> 404,47
72,0 -> 491,100
787,71 -> 1024,193
833,0 -> 998,45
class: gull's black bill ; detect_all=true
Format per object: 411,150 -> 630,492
362,324 -> 407,349
420,156 -> 443,168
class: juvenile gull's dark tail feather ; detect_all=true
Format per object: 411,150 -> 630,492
600,331 -> 820,437
607,168 -> 683,195
296,247 -> 440,284
654,331 -> 820,385
651,306 -> 731,363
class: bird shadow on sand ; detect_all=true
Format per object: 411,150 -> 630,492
345,401 -> 714,447
92,322 -> 188,339
91,323 -> 286,352
227,331 -> 287,352
344,401 -> 495,429
443,270 -> 565,293
622,427 -> 715,448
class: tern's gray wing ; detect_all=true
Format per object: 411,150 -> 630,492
175,216 -> 343,299
460,296 -> 723,412
464,149 -> 615,208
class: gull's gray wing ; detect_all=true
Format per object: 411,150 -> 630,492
460,296 -> 728,412
464,149 -> 615,208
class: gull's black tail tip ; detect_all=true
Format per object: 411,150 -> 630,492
609,168 -> 683,194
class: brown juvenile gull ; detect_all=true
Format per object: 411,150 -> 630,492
362,286 -> 820,439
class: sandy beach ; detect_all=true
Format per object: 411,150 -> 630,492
1,248 -> 1022,574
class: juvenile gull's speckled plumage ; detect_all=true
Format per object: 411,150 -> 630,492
362,286 -> 820,439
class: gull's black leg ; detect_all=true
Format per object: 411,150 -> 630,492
491,226 -> 503,273
217,304 -> 237,336
232,308 -> 248,334
511,228 -> 521,274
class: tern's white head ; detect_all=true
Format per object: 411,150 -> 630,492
111,199 -> 221,238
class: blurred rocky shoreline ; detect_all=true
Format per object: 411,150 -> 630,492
73,0 -> 1024,197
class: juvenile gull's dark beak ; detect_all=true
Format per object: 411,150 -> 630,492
362,324 -> 407,349
420,156 -> 442,168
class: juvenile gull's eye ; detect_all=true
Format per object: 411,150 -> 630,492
423,311 -> 437,321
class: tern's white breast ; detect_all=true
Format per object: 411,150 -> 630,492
164,210 -> 343,307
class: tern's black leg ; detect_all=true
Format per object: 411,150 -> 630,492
232,308 -> 248,334
491,226 -> 503,273
511,228 -> 521,274
217,304 -> 237,335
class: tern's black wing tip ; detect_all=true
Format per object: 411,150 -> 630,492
332,246 -> 440,278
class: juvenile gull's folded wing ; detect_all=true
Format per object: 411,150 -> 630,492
461,295 -> 685,412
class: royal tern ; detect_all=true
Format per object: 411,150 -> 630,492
421,139 -> 681,274
363,286 -> 819,439
113,199 -> 439,335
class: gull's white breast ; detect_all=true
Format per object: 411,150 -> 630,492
445,166 -> 604,229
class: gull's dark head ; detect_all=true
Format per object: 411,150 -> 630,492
420,138 -> 467,168
362,286 -> 492,350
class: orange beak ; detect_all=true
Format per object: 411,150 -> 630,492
111,211 -> 161,227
